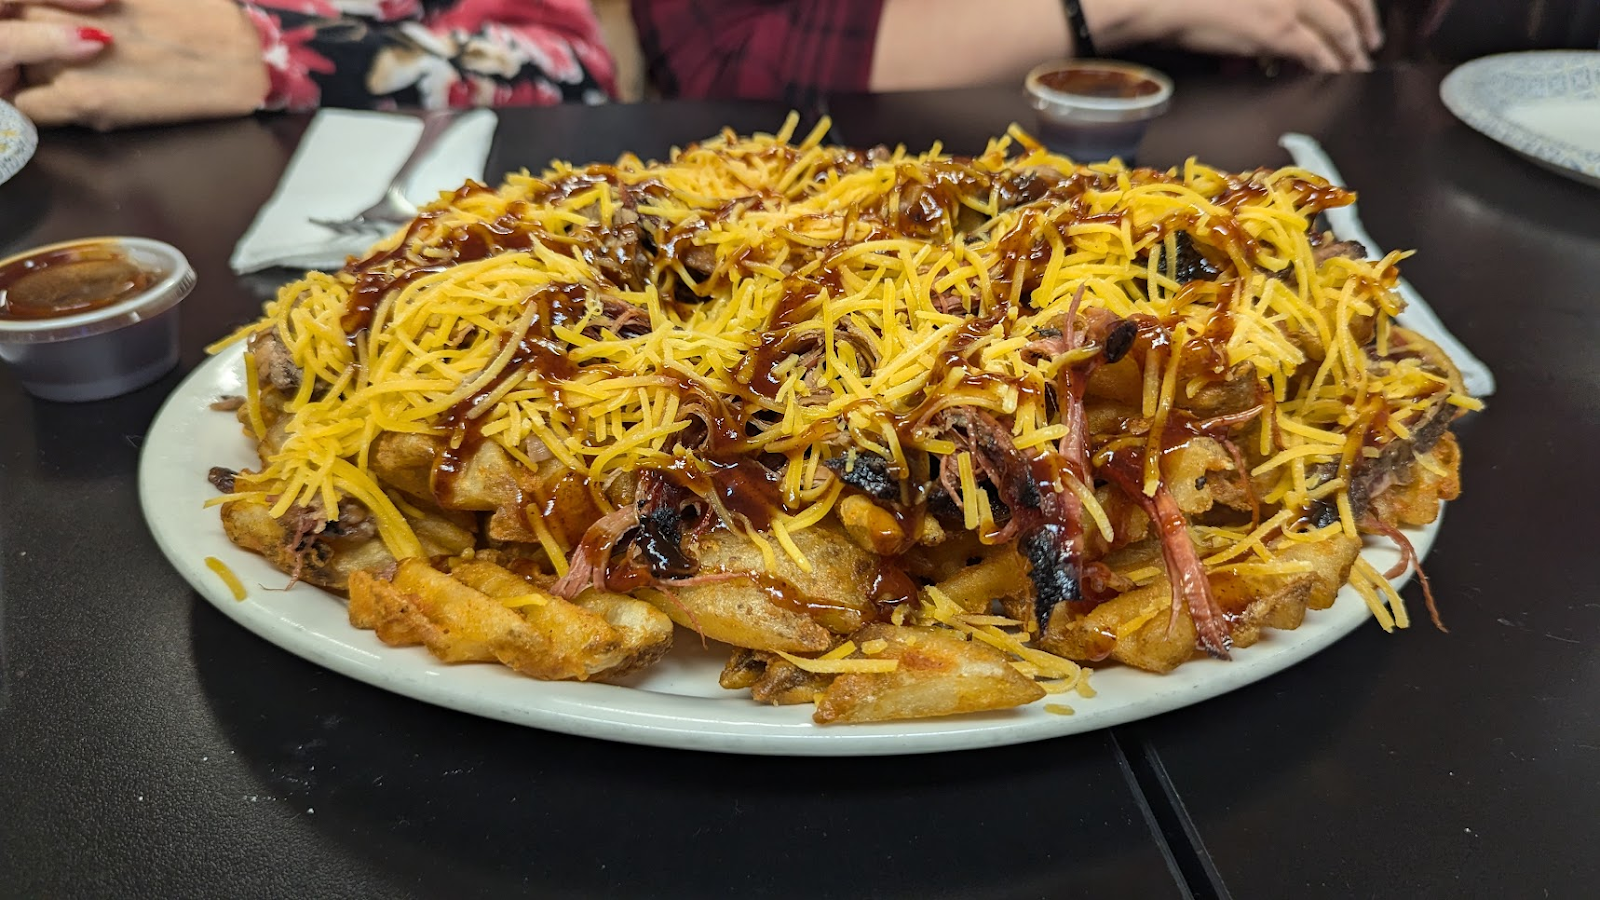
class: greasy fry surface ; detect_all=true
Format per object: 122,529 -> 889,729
210,118 -> 1474,723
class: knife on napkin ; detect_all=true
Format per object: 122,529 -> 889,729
1279,133 -> 1496,397
231,109 -> 498,275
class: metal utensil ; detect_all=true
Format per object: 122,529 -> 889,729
311,110 -> 461,236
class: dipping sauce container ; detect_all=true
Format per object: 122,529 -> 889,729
1025,60 -> 1173,163
0,238 -> 195,402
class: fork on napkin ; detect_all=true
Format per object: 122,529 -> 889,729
1280,133 -> 1496,398
230,109 -> 498,275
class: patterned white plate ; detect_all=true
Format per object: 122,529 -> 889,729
0,99 -> 38,188
139,343 -> 1439,756
1441,50 -> 1600,189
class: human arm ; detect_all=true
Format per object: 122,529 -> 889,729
10,0 -> 617,130
632,0 -> 1383,102
874,0 -> 1385,91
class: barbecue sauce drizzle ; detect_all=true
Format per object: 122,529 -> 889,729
333,155 -> 1358,630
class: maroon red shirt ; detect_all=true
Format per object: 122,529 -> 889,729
631,0 -> 887,102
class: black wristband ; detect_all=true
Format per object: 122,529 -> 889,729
1062,0 -> 1097,58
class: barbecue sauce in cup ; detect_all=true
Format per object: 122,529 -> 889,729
0,243 -> 154,321
1035,67 -> 1164,99
1024,60 -> 1173,163
0,237 -> 195,402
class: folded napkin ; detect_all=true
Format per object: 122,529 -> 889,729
231,109 -> 498,274
1280,133 -> 1496,397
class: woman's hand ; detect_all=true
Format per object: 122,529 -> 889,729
1091,0 -> 1383,72
1,1 -> 114,97
10,0 -> 266,129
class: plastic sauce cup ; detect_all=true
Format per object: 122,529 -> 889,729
0,237 -> 195,402
1025,60 -> 1173,163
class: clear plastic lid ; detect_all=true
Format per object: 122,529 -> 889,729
0,237 -> 196,345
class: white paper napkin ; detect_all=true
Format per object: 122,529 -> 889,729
230,109 -> 498,274
1280,133 -> 1496,397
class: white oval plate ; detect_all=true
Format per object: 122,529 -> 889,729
1441,50 -> 1600,189
0,99 -> 38,188
140,343 -> 1437,756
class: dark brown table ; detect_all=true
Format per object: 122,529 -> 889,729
2,65 -> 1595,899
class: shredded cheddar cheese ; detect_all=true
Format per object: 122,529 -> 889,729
775,650 -> 899,675
214,115 -> 1475,652
204,556 -> 247,601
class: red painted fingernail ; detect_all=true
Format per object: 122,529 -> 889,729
77,27 -> 113,45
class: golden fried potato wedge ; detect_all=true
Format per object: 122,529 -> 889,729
219,496 -> 322,579
368,432 -> 439,501
357,562 -> 495,663
1086,356 -> 1143,406
1040,579 -> 1190,673
1089,358 -> 1256,415
682,521 -> 877,635
812,624 -> 1046,724
1369,432 -> 1460,528
571,589 -> 675,680
639,584 -> 832,653
1163,436 -> 1238,517
1040,533 -> 1362,671
718,649 -> 831,705
348,570 -> 431,648
837,494 -> 906,555
447,558 -> 546,600
382,558 -> 622,678
1275,533 -> 1362,611
719,648 -> 765,690
901,527 -> 986,582
934,548 -> 1030,616
1210,571 -> 1308,650
220,496 -> 394,592
411,510 -> 477,557
1181,362 -> 1258,418
448,559 -> 660,681
220,493 -> 475,592
528,471 -> 604,548
371,432 -> 555,544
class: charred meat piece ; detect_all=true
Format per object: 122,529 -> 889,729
1347,392 -> 1458,521
823,452 -> 901,502
932,291 -> 968,315
925,479 -> 964,525
633,471 -> 698,579
590,295 -> 652,339
680,243 -> 717,279
1305,500 -> 1340,529
252,330 -> 301,394
1102,319 -> 1138,364
934,408 -> 1083,630
1311,235 -> 1366,265
591,190 -> 651,292
321,499 -> 378,547
1020,525 -> 1080,616
1170,232 -> 1221,283
207,466 -> 237,493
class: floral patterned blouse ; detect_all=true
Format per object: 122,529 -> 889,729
238,1 -> 616,111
